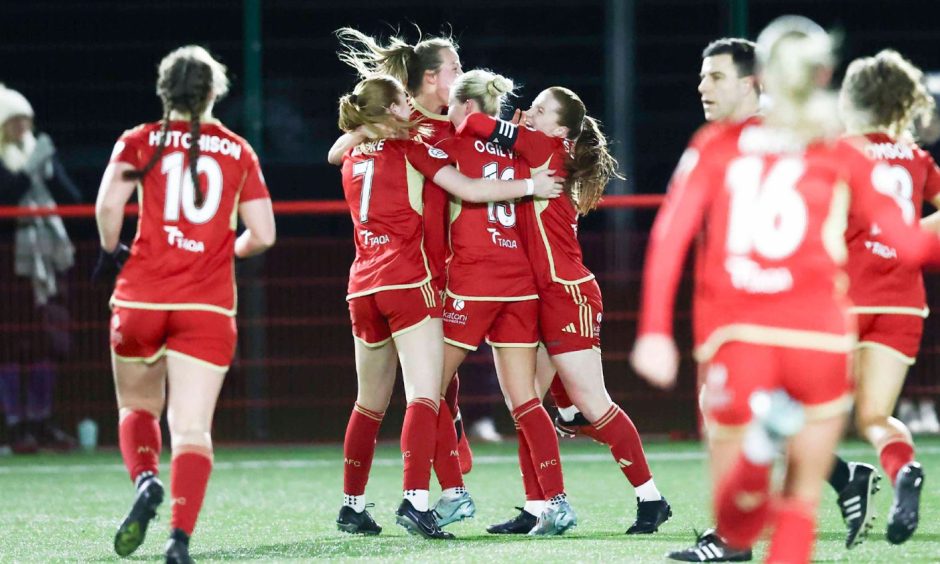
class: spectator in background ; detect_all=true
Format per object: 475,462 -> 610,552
0,84 -> 81,453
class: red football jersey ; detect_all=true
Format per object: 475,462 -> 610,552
640,119 -> 940,361
412,101 -> 455,292
436,135 -> 537,300
457,113 -> 594,287
109,120 -> 270,316
844,132 -> 940,314
341,138 -> 452,298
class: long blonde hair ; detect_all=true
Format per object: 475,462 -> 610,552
841,49 -> 935,139
337,75 -> 422,139
335,27 -> 458,97
756,15 -> 839,142
450,69 -> 515,117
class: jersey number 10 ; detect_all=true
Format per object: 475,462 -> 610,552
162,152 -> 223,224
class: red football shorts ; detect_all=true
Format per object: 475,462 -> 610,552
538,279 -> 603,355
442,296 -> 538,350
110,306 -> 237,372
348,282 -> 442,348
702,341 -> 852,431
855,313 -> 923,365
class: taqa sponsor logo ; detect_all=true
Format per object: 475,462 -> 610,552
487,228 -> 518,249
865,240 -> 897,260
473,139 -> 514,158
360,229 -> 390,247
163,226 -> 205,253
724,256 -> 793,294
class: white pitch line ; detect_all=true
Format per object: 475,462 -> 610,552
1,445 -> 937,476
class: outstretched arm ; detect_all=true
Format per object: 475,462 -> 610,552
632,147 -> 714,389
431,166 -> 561,203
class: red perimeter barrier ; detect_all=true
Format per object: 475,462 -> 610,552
1,196 -> 937,446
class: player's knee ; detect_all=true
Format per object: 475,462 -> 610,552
170,426 -> 212,450
854,407 -> 888,435
118,399 -> 163,420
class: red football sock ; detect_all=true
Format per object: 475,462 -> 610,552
402,398 -> 438,491
715,455 -> 772,550
766,498 -> 816,564
513,398 -> 565,498
119,410 -> 161,483
548,374 -> 574,409
444,375 -> 460,418
516,423 -> 544,501
880,440 -> 915,485
591,404 -> 653,487
433,400 -> 464,489
170,448 -> 213,536
342,403 -> 384,495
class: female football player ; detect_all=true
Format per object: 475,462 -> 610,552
428,69 -> 577,534
95,45 -> 276,563
328,26 -> 475,477
458,88 -> 669,535
834,48 -> 940,545
632,17 -> 940,562
334,74 -> 561,538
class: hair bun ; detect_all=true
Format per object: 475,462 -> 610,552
487,75 -> 514,96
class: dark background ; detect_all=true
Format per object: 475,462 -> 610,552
2,0 -> 940,443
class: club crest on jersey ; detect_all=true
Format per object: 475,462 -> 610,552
487,228 -> 518,249
427,147 -> 449,159
360,229 -> 390,247
163,226 -> 205,253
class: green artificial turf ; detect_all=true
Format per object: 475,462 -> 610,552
1,438 -> 937,562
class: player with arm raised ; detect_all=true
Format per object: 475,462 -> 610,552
632,17 -> 940,562
426,69 -> 577,534
95,46 -> 275,563
458,87 -> 670,535
333,75 -> 560,539
328,26 -> 476,474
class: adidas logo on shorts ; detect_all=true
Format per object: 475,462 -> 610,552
561,323 -> 577,334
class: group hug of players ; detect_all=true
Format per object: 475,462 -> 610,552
88,12 -> 937,564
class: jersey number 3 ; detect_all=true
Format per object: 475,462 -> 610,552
162,152 -> 223,224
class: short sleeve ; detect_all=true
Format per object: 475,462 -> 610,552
923,153 -> 940,203
108,130 -> 142,167
404,141 -> 453,179
240,146 -> 270,202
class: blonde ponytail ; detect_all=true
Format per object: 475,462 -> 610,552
335,27 -> 458,96
337,75 -> 422,139
451,69 -> 516,116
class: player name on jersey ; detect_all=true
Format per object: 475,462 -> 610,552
866,142 -> 914,161
147,130 -> 243,160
